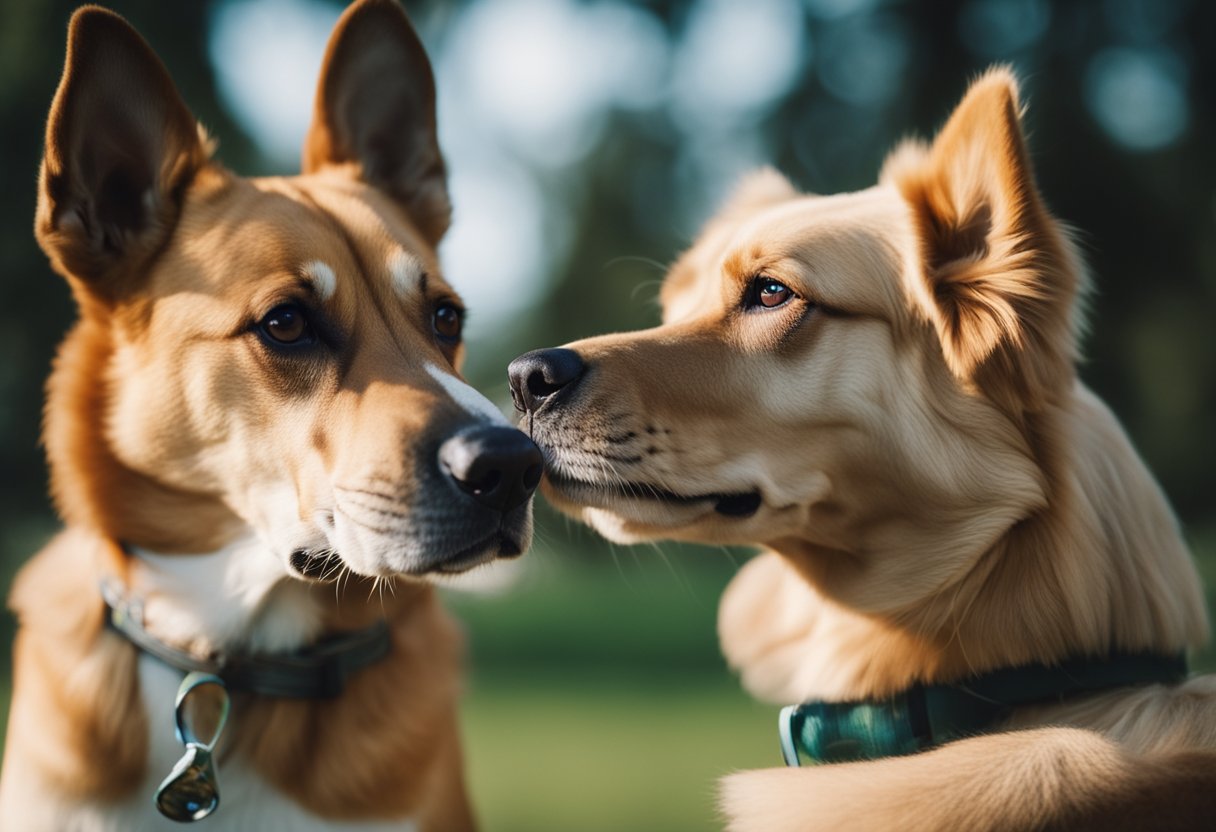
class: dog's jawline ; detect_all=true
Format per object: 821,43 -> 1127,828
291,530 -> 525,582
545,471 -> 761,517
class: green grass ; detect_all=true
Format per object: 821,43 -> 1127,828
446,547 -> 775,831
460,673 -> 774,832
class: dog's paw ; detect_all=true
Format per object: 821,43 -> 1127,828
719,768 -> 820,832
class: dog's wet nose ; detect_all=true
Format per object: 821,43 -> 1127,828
439,426 -> 543,512
508,348 -> 586,413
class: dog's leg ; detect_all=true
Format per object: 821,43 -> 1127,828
412,712 -> 477,832
720,726 -> 1216,832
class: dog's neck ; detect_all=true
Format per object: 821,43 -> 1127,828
720,383 -> 1209,704
127,536 -> 327,658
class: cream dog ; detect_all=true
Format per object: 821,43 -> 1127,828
509,68 -> 1216,830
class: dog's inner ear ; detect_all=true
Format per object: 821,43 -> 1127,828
37,8 -> 209,293
303,0 -> 450,246
883,67 -> 1079,411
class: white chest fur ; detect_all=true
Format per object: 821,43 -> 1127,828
129,537 -> 323,656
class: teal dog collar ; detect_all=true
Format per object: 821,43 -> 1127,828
779,651 -> 1188,766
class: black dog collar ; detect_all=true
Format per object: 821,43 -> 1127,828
102,580 -> 391,699
779,651 -> 1189,766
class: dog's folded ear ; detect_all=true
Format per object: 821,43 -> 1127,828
36,7 -> 210,296
883,67 -> 1080,412
303,0 -> 450,246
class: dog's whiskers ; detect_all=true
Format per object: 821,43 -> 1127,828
334,503 -> 406,537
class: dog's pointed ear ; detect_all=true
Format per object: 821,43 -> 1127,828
303,0 -> 449,245
36,7 -> 210,295
883,67 -> 1080,411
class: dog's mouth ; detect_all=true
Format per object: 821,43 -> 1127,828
427,531 -> 524,575
544,471 -> 762,520
290,530 -> 524,582
289,550 -> 346,583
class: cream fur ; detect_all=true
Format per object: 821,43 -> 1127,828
524,67 -> 1216,830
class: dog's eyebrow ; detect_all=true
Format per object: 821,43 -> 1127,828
301,260 -> 337,301
387,249 -> 427,299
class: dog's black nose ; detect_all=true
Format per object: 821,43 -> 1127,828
439,426 -> 543,512
508,348 -> 586,413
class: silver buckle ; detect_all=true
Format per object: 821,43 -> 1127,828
778,704 -> 801,767
154,672 -> 230,822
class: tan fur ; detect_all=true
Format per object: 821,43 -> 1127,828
236,583 -> 472,823
720,727 -> 1216,832
524,67 -> 1216,829
2,2 -> 518,828
4,532 -> 147,801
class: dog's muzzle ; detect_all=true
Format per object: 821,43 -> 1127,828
507,348 -> 586,415
439,425 -> 544,513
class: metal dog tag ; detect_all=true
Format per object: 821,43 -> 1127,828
154,672 -> 230,822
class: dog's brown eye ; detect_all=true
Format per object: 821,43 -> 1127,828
760,281 -> 792,307
747,277 -> 795,310
434,303 -> 463,342
259,304 -> 311,345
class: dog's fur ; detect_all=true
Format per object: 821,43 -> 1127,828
522,68 -> 1216,830
0,2 -> 531,829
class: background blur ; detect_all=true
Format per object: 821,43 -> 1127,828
1,0 -> 1214,829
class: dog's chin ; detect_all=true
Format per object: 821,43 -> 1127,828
408,529 -> 528,577
291,506 -> 533,582
289,533 -> 529,582
542,472 -> 763,544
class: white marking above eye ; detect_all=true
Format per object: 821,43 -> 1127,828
303,260 -> 336,301
425,363 -> 509,425
388,249 -> 425,299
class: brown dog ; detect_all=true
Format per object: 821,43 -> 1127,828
510,68 -> 1216,830
0,2 -> 541,829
